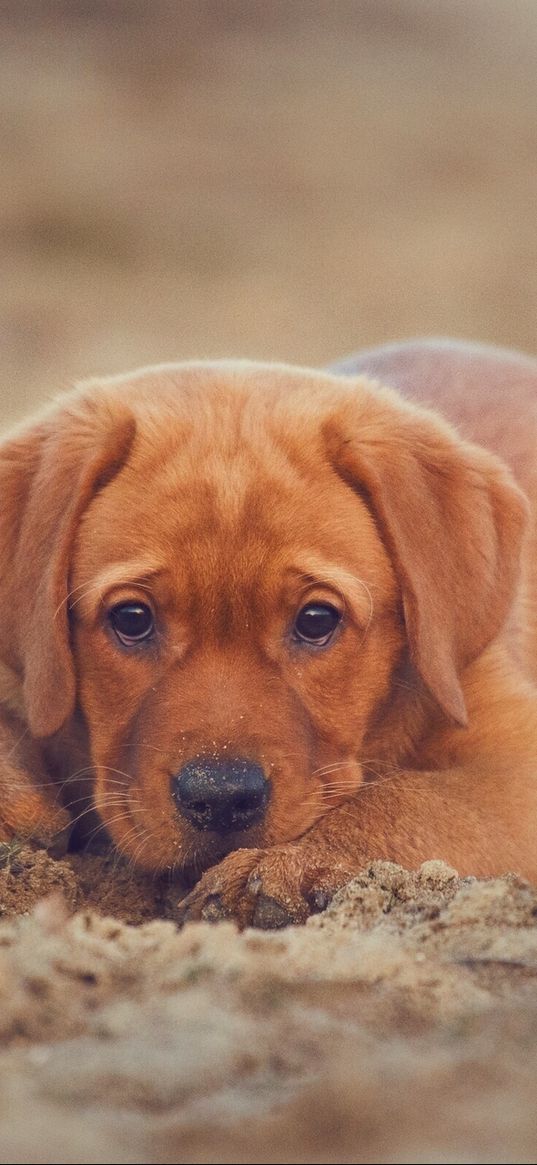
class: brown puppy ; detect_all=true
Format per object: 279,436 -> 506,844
0,341 -> 536,927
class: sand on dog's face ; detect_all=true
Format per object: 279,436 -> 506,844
0,848 -> 537,1163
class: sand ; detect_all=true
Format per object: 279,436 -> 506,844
0,847 -> 536,1164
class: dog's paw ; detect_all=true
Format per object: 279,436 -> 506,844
175,844 -> 356,929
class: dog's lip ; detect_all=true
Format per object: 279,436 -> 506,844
172,813 -> 268,844
171,802 -> 270,862
177,834 -> 251,883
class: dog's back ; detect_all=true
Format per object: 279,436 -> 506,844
333,339 -> 537,681
332,339 -> 537,496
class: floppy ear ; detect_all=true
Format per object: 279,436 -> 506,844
324,381 -> 528,726
0,391 -> 136,737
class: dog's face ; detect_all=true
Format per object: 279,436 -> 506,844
0,361 -> 526,875
69,368 -> 403,874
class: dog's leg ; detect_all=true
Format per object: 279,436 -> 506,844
0,706 -> 71,851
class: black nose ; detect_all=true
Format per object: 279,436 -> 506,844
172,757 -> 270,833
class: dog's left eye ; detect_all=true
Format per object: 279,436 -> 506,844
109,602 -> 155,646
293,602 -> 341,645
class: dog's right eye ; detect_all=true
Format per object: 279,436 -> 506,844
293,602 -> 341,645
109,602 -> 155,646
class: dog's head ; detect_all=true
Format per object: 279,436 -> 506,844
0,361 -> 527,874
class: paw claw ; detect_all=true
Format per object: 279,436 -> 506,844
176,904 -> 192,926
246,872 -> 263,896
200,893 -> 227,922
252,893 -> 293,930
309,888 -> 332,914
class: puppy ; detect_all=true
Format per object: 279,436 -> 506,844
0,340 -> 536,928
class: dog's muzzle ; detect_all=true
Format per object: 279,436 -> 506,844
172,756 -> 271,833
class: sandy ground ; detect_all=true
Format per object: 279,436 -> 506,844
1,849 -> 537,1164
2,4 -> 537,1162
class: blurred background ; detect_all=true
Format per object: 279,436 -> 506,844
1,0 -> 537,424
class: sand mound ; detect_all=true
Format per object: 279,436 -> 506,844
0,848 -> 536,1163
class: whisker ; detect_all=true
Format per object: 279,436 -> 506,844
61,771 -> 126,791
53,579 -> 100,621
3,723 -> 32,762
125,827 -> 159,874
95,764 -> 137,783
66,796 -> 134,832
110,823 -> 145,863
86,810 -> 139,844
311,759 -> 358,778
55,578 -> 156,621
121,742 -> 166,755
63,792 -> 128,813
60,764 -> 134,789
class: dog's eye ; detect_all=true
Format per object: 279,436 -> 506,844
293,603 -> 341,645
109,602 -> 155,646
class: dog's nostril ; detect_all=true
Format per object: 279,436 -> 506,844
191,801 -> 210,815
172,757 -> 270,833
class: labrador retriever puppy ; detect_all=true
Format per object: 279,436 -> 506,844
0,339 -> 536,927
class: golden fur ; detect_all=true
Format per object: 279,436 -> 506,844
1,340 -> 536,926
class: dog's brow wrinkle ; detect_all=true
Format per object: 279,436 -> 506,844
291,563 -> 376,630
65,573 -> 159,622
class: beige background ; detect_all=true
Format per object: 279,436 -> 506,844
1,0 -> 537,425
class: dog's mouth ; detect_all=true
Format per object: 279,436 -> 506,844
176,824 -> 269,885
